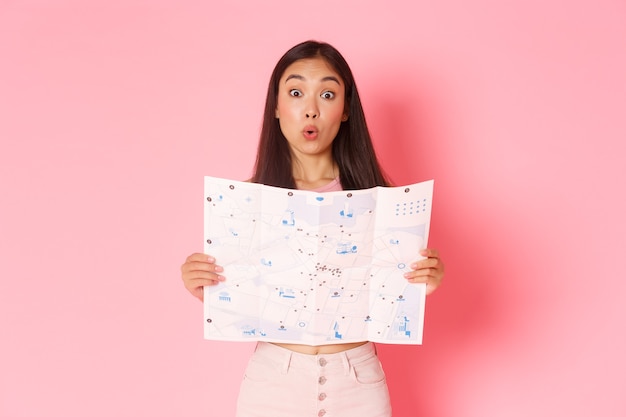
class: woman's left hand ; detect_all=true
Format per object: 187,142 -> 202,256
404,248 -> 444,295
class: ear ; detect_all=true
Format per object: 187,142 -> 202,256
341,114 -> 348,122
275,108 -> 280,119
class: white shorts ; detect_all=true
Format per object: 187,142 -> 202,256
236,342 -> 392,417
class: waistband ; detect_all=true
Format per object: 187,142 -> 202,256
253,342 -> 377,374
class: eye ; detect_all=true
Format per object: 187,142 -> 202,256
289,89 -> 303,97
321,91 -> 335,99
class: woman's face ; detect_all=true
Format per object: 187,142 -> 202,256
275,57 -> 347,161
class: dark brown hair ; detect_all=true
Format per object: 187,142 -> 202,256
251,40 -> 389,190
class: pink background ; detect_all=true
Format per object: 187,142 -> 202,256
1,1 -> 625,416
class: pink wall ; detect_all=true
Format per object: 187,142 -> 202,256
1,1 -> 625,416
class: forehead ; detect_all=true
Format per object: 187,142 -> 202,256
280,57 -> 344,85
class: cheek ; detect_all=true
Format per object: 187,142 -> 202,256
327,98 -> 347,120
328,106 -> 346,126
276,101 -> 298,121
333,107 -> 346,120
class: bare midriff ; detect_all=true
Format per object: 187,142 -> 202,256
271,341 -> 368,355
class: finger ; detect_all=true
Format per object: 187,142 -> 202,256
410,257 -> 440,271
419,248 -> 439,259
186,252 -> 220,263
186,268 -> 225,280
184,269 -> 225,284
181,260 -> 224,274
405,275 -> 429,284
185,278 -> 223,290
404,268 -> 439,281
406,267 -> 437,278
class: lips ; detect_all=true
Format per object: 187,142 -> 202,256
303,125 -> 318,140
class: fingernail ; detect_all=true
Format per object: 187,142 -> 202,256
215,266 -> 224,272
207,256 -> 215,262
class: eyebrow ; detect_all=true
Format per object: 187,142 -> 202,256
284,74 -> 342,85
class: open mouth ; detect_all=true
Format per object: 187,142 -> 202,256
303,126 -> 318,140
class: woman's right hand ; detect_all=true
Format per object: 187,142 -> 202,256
180,253 -> 225,302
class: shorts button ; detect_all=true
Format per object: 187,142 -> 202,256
318,358 -> 327,367
318,410 -> 326,417
318,376 -> 327,385
318,392 -> 327,401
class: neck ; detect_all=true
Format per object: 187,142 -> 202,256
291,154 -> 338,190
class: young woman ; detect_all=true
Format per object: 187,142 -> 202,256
181,40 -> 444,417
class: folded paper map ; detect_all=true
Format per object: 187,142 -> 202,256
203,177 -> 434,345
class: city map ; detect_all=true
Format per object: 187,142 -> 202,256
203,177 -> 434,345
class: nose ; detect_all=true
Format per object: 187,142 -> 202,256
305,99 -> 319,119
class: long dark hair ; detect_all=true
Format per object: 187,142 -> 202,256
251,40 -> 389,190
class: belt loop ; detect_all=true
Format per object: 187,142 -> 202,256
282,350 -> 292,375
340,351 -> 350,376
